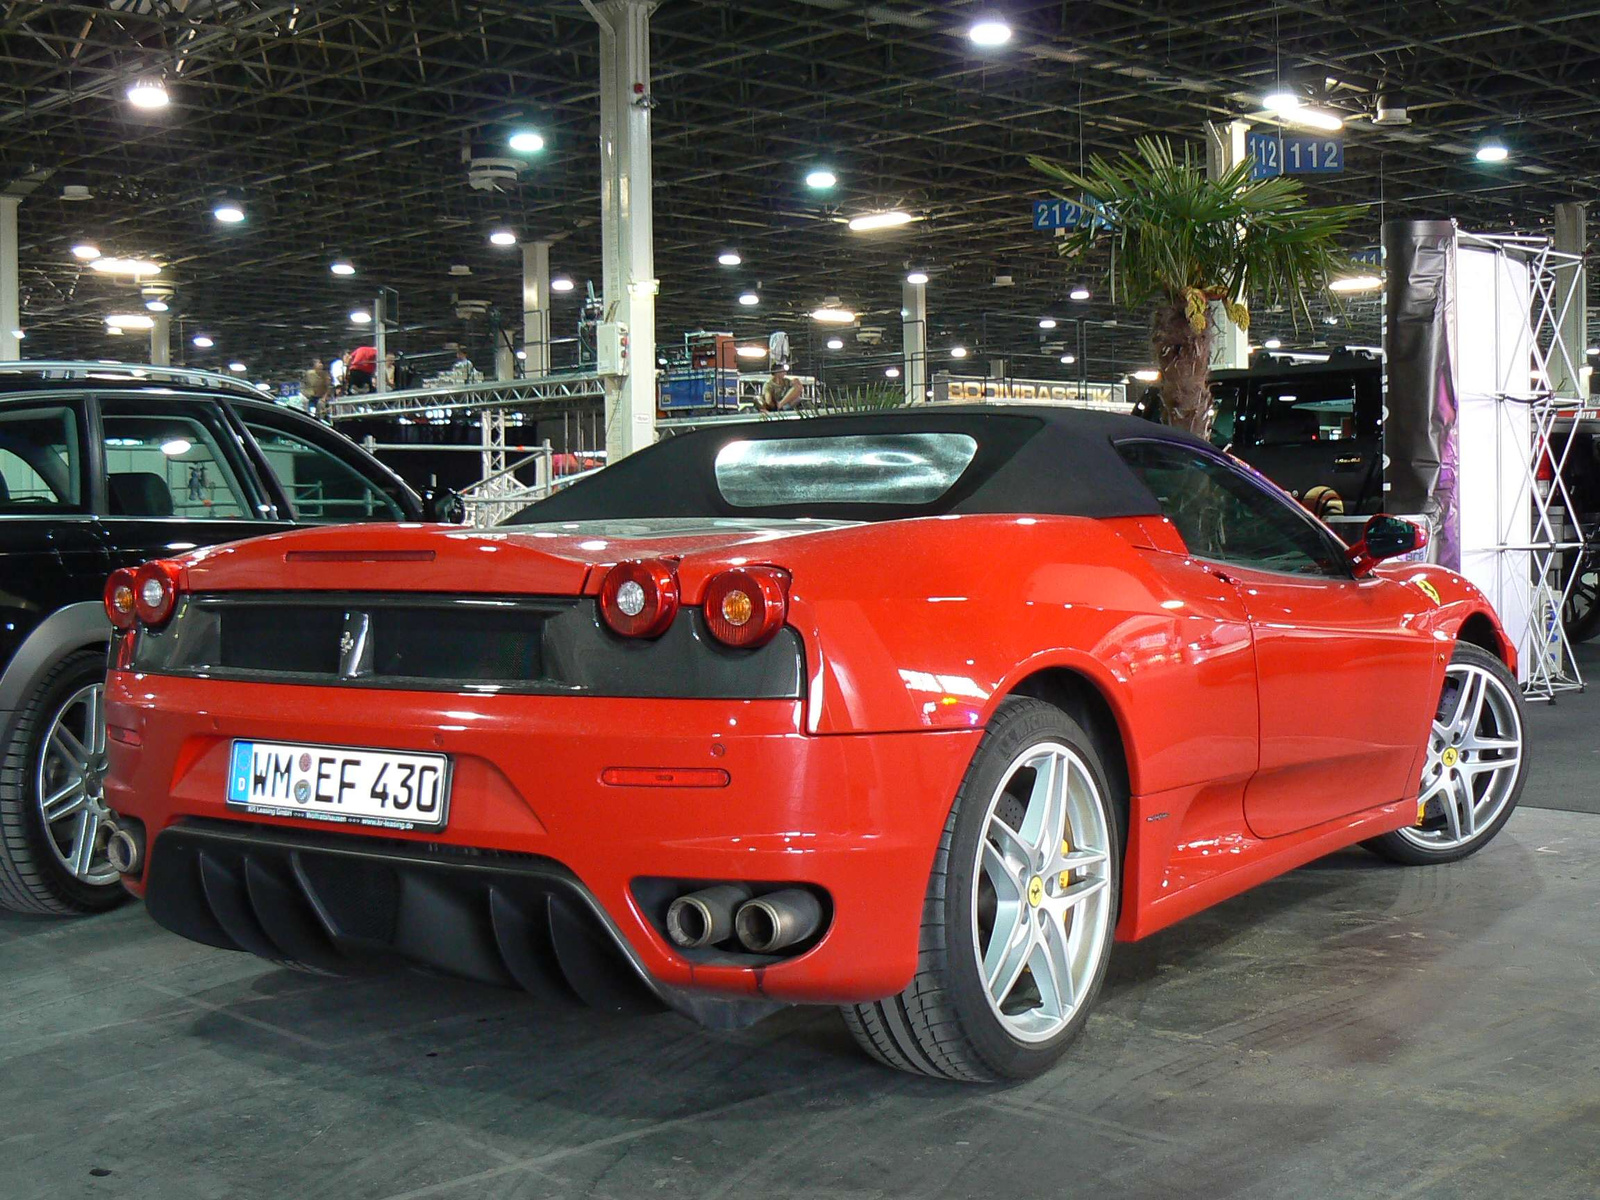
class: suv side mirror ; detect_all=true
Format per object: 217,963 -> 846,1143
421,485 -> 466,524
1347,514 -> 1426,575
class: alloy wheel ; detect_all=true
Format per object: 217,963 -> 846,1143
971,742 -> 1113,1044
1402,664 -> 1523,852
35,682 -> 116,885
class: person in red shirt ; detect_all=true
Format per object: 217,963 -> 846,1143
346,344 -> 377,393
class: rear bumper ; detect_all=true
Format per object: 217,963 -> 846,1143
105,671 -> 981,1006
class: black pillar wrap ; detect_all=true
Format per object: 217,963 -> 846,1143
1383,219 -> 1460,569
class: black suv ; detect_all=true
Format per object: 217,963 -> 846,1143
0,362 -> 428,915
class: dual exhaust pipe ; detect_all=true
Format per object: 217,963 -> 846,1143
665,884 -> 823,954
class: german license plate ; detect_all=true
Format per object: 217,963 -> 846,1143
227,740 -> 450,831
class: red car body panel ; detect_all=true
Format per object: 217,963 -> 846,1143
105,509 -> 1514,1003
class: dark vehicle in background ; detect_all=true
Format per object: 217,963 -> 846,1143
0,362 -> 428,915
1208,355 -> 1385,517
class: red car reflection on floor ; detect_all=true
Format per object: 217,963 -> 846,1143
101,408 -> 1527,1081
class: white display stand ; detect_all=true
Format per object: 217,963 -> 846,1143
1452,232 -> 1586,697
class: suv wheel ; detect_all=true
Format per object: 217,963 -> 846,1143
0,648 -> 127,914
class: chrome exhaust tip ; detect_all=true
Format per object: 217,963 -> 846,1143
106,827 -> 142,875
733,888 -> 823,954
665,884 -> 752,949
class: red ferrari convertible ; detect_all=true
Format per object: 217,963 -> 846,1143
100,408 -> 1527,1081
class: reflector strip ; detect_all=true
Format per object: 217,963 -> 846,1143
600,767 -> 731,789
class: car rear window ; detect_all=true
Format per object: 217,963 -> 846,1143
713,432 -> 979,508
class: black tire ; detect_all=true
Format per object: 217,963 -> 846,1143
841,697 -> 1123,1082
1364,643 -> 1528,867
0,647 -> 127,915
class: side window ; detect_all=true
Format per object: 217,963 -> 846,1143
100,402 -> 253,520
1208,383 -> 1242,449
240,415 -> 403,523
1253,376 -> 1365,446
1118,440 -> 1349,577
0,404 -> 83,513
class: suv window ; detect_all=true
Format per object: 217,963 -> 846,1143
0,405 -> 83,513
100,402 -> 253,520
1253,376 -> 1365,446
240,414 -> 403,522
1118,440 -> 1348,577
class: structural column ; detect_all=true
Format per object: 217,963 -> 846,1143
1552,202 -> 1587,400
589,0 -> 658,462
0,197 -> 19,361
149,313 -> 171,365
902,277 -> 926,403
373,292 -> 389,393
1204,119 -> 1251,371
523,240 -> 551,375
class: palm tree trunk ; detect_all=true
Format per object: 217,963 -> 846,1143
1151,303 -> 1214,437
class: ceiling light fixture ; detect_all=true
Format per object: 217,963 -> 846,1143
950,346 -> 968,358
71,243 -> 100,260
192,335 -> 214,348
805,168 -> 837,189
106,313 -> 155,331
228,361 -> 247,373
1330,274 -> 1382,292
848,210 -> 916,232
810,306 -> 857,324
738,291 -> 760,306
1264,337 -> 1283,350
1038,318 -> 1057,329
1476,137 -> 1509,163
1069,285 -> 1091,301
885,367 -> 901,378
905,270 -> 929,285
826,338 -> 844,350
330,260 -> 356,276
145,299 -> 169,313
1133,368 -> 1161,382
550,276 -> 575,292
350,310 -> 372,324
718,251 -> 742,266
1280,107 -> 1344,132
106,326 -> 124,336
212,201 -> 245,224
91,256 -> 161,277
1263,87 -> 1301,112
1059,354 -> 1075,365
126,77 -> 169,109
489,230 -> 518,246
508,130 -> 545,153
968,18 -> 1012,47
735,344 -> 767,359
160,438 -> 192,457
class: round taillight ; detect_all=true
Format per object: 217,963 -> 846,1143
599,559 -> 679,638
132,560 -> 182,627
103,568 -> 138,631
703,567 -> 789,647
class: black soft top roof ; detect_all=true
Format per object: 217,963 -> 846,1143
517,406 -> 1213,523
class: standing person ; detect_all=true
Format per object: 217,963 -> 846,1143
450,347 -> 474,383
758,362 -> 803,411
346,343 -> 377,393
300,358 -> 331,415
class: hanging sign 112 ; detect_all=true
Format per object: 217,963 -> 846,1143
1247,131 -> 1344,179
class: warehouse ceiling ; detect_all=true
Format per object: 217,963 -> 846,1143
2,0 -> 1597,384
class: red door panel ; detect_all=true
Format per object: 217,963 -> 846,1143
1225,565 -> 1438,838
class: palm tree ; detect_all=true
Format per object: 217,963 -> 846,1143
1030,136 -> 1363,436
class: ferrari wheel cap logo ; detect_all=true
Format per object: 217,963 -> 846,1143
1027,876 -> 1044,907
1441,746 -> 1459,768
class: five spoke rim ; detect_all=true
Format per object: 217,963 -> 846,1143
971,742 -> 1112,1044
1402,664 -> 1523,852
35,682 -> 116,885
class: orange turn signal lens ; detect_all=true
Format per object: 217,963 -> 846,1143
103,568 -> 139,631
703,567 -> 789,647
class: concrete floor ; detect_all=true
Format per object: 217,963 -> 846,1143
4,666 -> 1599,1199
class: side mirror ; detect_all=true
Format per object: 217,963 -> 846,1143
421,485 -> 466,524
1346,514 -> 1427,575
